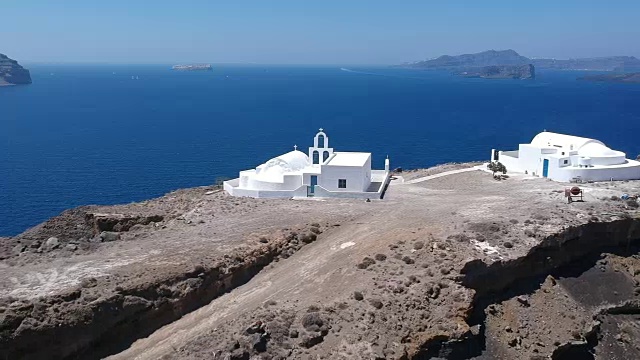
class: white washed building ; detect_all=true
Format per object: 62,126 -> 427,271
492,131 -> 640,182
224,130 -> 391,199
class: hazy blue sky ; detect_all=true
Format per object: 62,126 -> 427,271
2,0 -> 639,64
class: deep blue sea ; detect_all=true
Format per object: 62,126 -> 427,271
2,65 -> 640,236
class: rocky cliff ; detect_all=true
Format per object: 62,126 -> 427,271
0,53 -> 32,86
456,64 -> 535,80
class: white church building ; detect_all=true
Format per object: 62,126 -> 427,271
492,131 -> 640,182
223,129 -> 391,199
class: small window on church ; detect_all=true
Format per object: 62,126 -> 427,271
338,179 -> 347,188
563,160 -> 569,165
312,151 -> 319,164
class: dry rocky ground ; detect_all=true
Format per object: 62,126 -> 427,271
1,163 -> 640,360
399,162 -> 484,181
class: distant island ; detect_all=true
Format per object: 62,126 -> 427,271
578,72 -> 640,83
401,49 -> 640,79
533,56 -> 640,72
401,50 -> 534,79
456,64 -> 534,80
406,49 -> 530,69
172,64 -> 212,71
0,53 -> 32,86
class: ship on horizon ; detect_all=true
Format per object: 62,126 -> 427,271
172,64 -> 212,71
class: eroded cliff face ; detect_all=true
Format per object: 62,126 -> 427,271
7,215 -> 635,360
1,222 -> 324,360
0,53 -> 32,85
461,218 -> 640,293
419,217 -> 640,360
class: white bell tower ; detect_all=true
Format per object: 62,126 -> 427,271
308,128 -> 334,165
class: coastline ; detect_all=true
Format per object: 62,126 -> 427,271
3,65 -> 640,238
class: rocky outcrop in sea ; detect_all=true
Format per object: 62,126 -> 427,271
0,53 -> 32,86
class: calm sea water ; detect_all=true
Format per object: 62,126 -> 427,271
1,65 -> 640,236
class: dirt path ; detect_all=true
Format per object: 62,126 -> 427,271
400,162 -> 484,181
403,167 -> 480,184
109,216 -> 397,359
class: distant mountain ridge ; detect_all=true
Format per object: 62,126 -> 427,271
409,49 -> 530,69
532,56 -> 640,72
0,53 -> 32,86
405,49 -> 640,72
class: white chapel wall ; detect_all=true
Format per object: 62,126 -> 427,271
243,173 -> 302,191
319,165 -> 368,192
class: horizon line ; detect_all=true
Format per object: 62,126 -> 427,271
19,61 -> 395,67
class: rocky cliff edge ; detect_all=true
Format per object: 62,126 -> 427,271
0,53 -> 32,86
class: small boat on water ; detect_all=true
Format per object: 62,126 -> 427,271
172,64 -> 212,71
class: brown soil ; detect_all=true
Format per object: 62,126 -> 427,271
400,162 -> 484,181
1,165 -> 640,360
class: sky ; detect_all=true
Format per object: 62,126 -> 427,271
2,0 -> 640,64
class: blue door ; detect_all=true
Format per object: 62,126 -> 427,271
542,159 -> 549,177
309,176 -> 318,195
